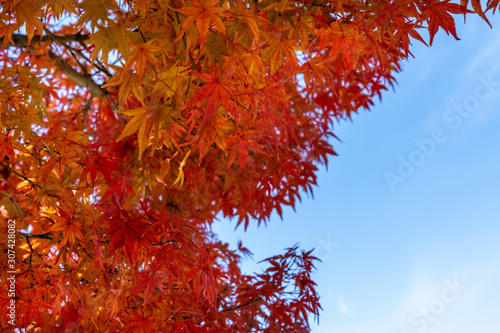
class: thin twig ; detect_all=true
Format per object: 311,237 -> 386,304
220,297 -> 263,312
19,232 -> 53,240
0,162 -> 42,189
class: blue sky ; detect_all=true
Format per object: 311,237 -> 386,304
211,14 -> 500,333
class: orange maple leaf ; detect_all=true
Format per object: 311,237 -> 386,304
421,0 -> 472,45
175,0 -> 226,46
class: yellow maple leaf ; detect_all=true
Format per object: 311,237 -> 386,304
125,40 -> 161,79
13,0 -> 44,45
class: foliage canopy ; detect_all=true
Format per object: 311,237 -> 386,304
0,0 -> 495,331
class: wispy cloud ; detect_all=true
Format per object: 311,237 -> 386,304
465,32 -> 500,75
337,297 -> 349,315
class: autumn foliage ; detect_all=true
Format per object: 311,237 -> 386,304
0,0 -> 495,331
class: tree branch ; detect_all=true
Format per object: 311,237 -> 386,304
46,49 -> 107,97
220,297 -> 263,312
2,34 -> 107,97
0,162 -> 42,189
4,34 -> 90,48
43,28 -> 113,78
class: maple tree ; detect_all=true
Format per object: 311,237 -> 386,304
0,0 -> 496,331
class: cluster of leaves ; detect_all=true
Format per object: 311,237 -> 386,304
0,0 -> 495,331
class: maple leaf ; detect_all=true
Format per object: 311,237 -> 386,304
0,135 -> 15,162
175,0 -> 227,47
16,288 -> 53,327
124,310 -> 159,332
420,0 -> 472,45
238,239 -> 253,259
58,303 -> 82,332
125,39 -> 161,79
153,64 -> 188,99
106,214 -> 150,264
76,0 -> 118,31
486,0 -> 500,12
466,0 -> 492,26
103,69 -> 144,106
45,0 -> 78,18
81,153 -> 121,185
12,0 -> 44,44
188,67 -> 233,131
132,268 -> 168,305
327,22 -> 370,71
89,21 -> 135,63
263,36 -> 304,74
48,207 -> 85,247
